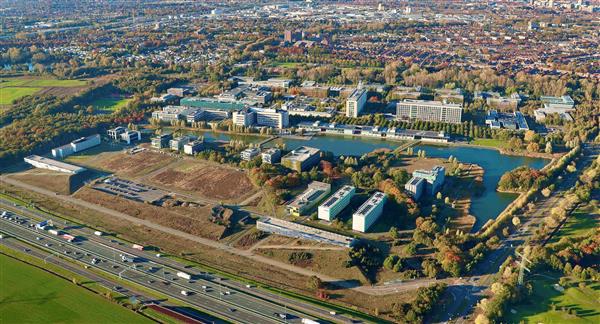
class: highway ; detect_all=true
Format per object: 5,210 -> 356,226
0,206 -> 345,324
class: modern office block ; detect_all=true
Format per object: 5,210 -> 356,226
345,88 -> 367,117
318,185 -> 356,221
352,192 -> 386,233
396,99 -> 462,124
281,146 -> 321,172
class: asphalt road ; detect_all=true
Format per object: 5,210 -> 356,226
0,211 -> 332,324
433,144 -> 600,323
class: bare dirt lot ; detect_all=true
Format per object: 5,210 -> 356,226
74,187 -> 227,240
81,150 -> 177,178
147,159 -> 257,203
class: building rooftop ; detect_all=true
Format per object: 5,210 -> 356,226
399,99 -> 463,108
288,181 -> 331,209
348,88 -> 366,100
354,192 -> 386,218
282,146 -> 320,162
258,217 -> 354,247
25,155 -> 86,173
321,185 -> 355,209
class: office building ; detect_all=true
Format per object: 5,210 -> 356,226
352,192 -> 386,233
24,155 -> 86,174
232,107 -> 289,129
107,127 -> 127,141
257,217 -> 355,247
287,181 -> 331,217
284,30 -> 302,43
534,95 -> 576,122
345,88 -> 368,117
411,166 -> 446,195
318,185 -> 356,221
120,130 -> 141,144
183,140 -> 204,155
485,111 -> 529,131
262,148 -> 281,164
404,177 -> 425,200
151,134 -> 173,149
281,146 -> 321,172
396,99 -> 463,124
52,134 -> 101,159
240,147 -> 261,161
151,105 -> 197,123
170,135 -> 195,151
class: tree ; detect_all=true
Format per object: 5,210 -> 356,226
512,217 -> 521,227
389,226 -> 399,239
545,141 -> 554,154
436,192 -> 443,200
422,259 -> 440,278
306,275 -> 323,290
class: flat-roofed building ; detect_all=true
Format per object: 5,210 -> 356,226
262,148 -> 281,164
183,140 -> 204,155
241,147 -> 261,161
345,88 -> 368,117
232,108 -> 256,127
24,155 -> 86,174
151,133 -> 173,149
281,146 -> 321,172
535,95 -> 576,122
151,105 -> 197,123
233,107 -> 289,129
352,192 -> 386,232
170,135 -> 195,151
404,176 -> 425,200
257,217 -> 355,247
120,130 -> 141,144
107,127 -> 127,141
412,166 -> 446,195
318,185 -> 356,221
396,99 -> 462,124
52,134 -> 100,159
287,181 -> 331,217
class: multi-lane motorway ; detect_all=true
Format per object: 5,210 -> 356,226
0,200 -> 357,324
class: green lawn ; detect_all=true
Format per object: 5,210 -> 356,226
26,79 -> 88,87
273,62 -> 303,68
549,205 -> 598,243
91,97 -> 132,113
0,87 -> 42,104
0,254 -> 151,323
505,273 -> 600,324
469,138 -> 506,148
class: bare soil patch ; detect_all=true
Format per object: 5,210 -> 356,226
6,169 -> 80,195
74,187 -> 226,240
83,151 -> 176,178
148,160 -> 256,202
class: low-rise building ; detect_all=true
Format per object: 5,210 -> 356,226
232,107 -> 289,129
151,134 -> 173,149
120,130 -> 141,144
183,140 -> 204,155
262,148 -> 281,164
318,185 -> 356,221
240,147 -> 261,161
485,110 -> 529,131
257,217 -> 354,247
352,192 -> 386,233
24,155 -> 86,174
534,95 -> 576,122
170,135 -> 195,151
107,127 -> 127,141
281,146 -> 321,172
287,181 -> 331,217
52,134 -> 101,159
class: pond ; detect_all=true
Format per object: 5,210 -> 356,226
196,131 -> 548,231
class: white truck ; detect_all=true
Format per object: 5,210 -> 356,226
301,319 -> 320,324
180,290 -> 189,296
176,271 -> 192,280
94,231 -> 103,236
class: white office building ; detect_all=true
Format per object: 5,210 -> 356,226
396,99 -> 463,124
241,147 -> 261,161
318,185 -> 356,221
404,177 -> 425,200
232,108 -> 256,127
352,192 -> 386,233
52,134 -> 101,159
262,148 -> 281,164
345,88 -> 368,118
232,107 -> 289,129
183,140 -> 204,155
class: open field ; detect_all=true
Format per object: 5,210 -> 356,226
0,254 -> 150,323
469,138 -> 506,149
549,203 -> 599,244
91,97 -> 133,114
0,87 -> 41,105
6,168 -> 75,195
77,150 -> 177,178
0,77 -> 90,105
506,273 -> 600,324
74,186 -> 227,240
148,159 -> 257,203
